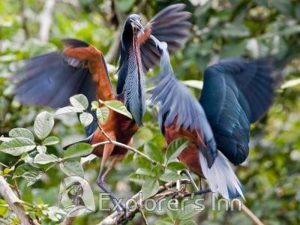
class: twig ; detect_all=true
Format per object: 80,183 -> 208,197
92,140 -> 160,165
106,28 -> 121,63
0,161 -> 8,168
0,176 -> 39,225
139,208 -> 149,225
39,0 -> 56,42
98,179 -> 191,225
61,216 -> 75,225
20,0 -> 29,39
96,121 -> 113,143
0,218 -> 10,225
234,201 -> 264,225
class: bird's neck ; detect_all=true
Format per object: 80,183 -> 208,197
87,47 -> 115,101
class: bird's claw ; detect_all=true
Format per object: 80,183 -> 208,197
180,169 -> 200,191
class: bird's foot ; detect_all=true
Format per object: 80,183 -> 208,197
180,169 -> 200,191
97,177 -> 126,213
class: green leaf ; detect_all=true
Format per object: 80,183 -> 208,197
220,23 -> 249,38
0,137 -> 36,156
165,139 -> 188,164
178,203 -> 200,222
60,159 -> 84,177
79,112 -> 94,127
160,171 -> 183,182
0,136 -> 14,142
54,106 -> 78,116
129,173 -> 153,185
281,78 -> 300,89
63,143 -> 93,159
14,164 -> 42,186
167,162 -> 187,171
34,112 -> 54,139
141,178 -> 160,199
34,153 -> 59,165
9,128 -> 34,141
115,0 -> 135,12
100,100 -> 132,119
133,127 -> 154,149
135,168 -> 156,177
70,94 -> 88,111
42,136 -> 60,146
144,142 -> 164,163
96,107 -> 109,124
37,145 -> 47,154
91,101 -> 99,110
270,0 -> 292,15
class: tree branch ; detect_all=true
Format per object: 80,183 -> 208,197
92,140 -> 160,165
39,0 -> 56,42
106,28 -> 121,64
98,179 -> 191,225
61,216 -> 75,225
0,176 -> 39,225
236,201 -> 265,225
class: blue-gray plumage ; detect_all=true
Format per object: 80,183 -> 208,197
140,4 -> 191,72
117,14 -> 146,125
117,4 -> 191,125
151,39 -> 245,199
151,40 -> 217,167
12,39 -> 98,136
200,59 -> 277,165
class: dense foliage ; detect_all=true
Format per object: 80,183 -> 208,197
1,0 -> 300,224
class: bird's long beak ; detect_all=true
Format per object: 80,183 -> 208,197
132,20 -> 144,34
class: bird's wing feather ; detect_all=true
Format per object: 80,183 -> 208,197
151,40 -> 217,167
141,3 -> 191,72
199,58 -> 277,165
12,39 -> 99,136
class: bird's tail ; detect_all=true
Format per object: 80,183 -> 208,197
199,151 -> 244,200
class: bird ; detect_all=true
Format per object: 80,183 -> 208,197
12,4 -> 191,210
150,38 -> 283,199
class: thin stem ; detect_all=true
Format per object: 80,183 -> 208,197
237,201 -> 265,225
0,218 -> 10,225
0,161 -> 8,168
98,179 -> 191,225
139,208 -> 149,225
0,176 -> 39,225
92,140 -> 162,166
96,121 -> 113,143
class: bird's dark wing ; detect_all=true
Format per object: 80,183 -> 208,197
12,39 -> 98,135
141,4 -> 191,72
151,40 -> 217,167
199,58 -> 277,165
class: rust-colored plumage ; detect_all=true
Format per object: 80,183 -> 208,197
13,4 -> 191,210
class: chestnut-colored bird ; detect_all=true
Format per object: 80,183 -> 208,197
151,39 -> 282,199
12,4 -> 191,209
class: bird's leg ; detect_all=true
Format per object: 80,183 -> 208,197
97,142 -> 125,212
179,170 -> 211,198
199,177 -> 203,191
97,163 -> 125,212
180,169 -> 199,191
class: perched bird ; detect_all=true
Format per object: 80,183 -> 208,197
12,4 -> 191,209
151,38 -> 282,199
117,3 -> 191,125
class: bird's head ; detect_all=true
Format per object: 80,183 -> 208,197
126,14 -> 144,34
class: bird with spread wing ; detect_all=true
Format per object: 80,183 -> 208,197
151,37 -> 284,199
12,4 -> 191,210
